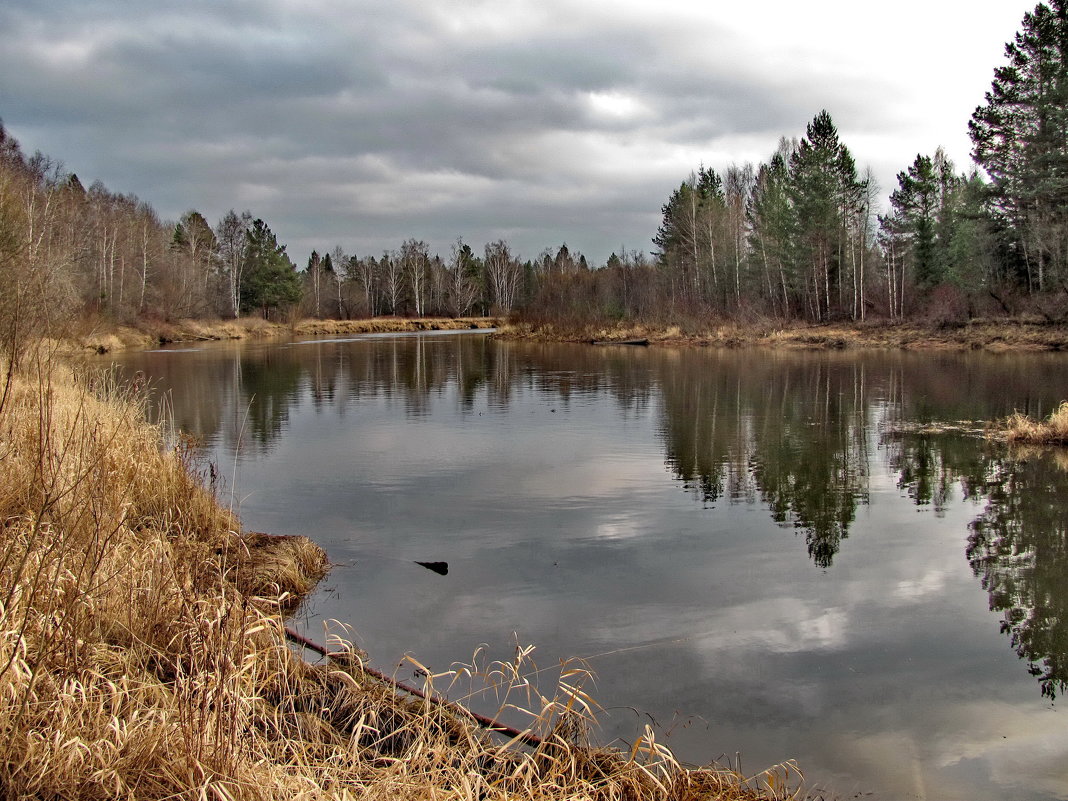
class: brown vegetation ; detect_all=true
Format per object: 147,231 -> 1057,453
291,316 -> 501,337
497,317 -> 1068,352
1000,402 -> 1068,445
66,316 -> 502,354
0,350 -> 799,800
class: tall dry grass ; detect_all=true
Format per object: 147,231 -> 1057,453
1002,402 -> 1068,445
0,347 -> 800,800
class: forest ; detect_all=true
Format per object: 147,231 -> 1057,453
1,1 -> 1066,354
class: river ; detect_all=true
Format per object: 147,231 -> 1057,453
107,330 -> 1068,800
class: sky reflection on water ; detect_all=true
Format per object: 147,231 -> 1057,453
108,334 -> 1068,801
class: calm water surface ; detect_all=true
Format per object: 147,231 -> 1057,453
110,332 -> 1068,801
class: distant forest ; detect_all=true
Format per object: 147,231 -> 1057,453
1,1 -> 1066,349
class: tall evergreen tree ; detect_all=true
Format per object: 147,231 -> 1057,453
970,0 -> 1068,290
239,218 -> 301,318
788,110 -> 860,320
749,150 -> 795,315
888,154 -> 942,288
943,170 -> 1000,290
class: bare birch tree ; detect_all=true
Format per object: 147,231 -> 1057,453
484,239 -> 522,314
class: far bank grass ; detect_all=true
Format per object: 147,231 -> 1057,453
0,350 -> 800,800
68,315 -> 502,354
64,313 -> 1068,355
498,317 -> 1068,352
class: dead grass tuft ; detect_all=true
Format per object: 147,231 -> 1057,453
231,533 -> 330,612
0,346 -> 799,800
1001,402 -> 1068,445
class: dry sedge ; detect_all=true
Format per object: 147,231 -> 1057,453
0,347 -> 801,800
1001,401 -> 1068,445
497,317 -> 1068,352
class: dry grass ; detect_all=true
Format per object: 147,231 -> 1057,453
498,318 -> 1068,351
1001,402 -> 1068,445
0,347 -> 800,800
496,321 -> 737,345
68,316 -> 503,354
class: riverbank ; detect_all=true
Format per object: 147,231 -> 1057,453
496,317 -> 1068,351
61,314 -> 1068,356
67,315 -> 502,354
0,351 -> 792,800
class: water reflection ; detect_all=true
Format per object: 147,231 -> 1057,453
967,449 -> 1068,699
893,435 -> 1068,699
658,358 -> 871,567
108,335 -> 1068,799
123,337 -> 1068,704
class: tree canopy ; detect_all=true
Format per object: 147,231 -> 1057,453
970,0 -> 1068,290
240,218 -> 301,318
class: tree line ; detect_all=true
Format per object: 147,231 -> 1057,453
0,123 -> 561,350
1,0 -> 1066,356
0,132 -> 308,360
528,0 -> 1068,326
318,0 -> 1068,328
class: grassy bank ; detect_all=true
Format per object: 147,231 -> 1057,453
68,316 -> 502,354
497,317 -> 1068,351
0,351 -> 798,800
63,314 -> 1068,355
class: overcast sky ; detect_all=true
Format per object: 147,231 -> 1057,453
0,0 -> 1041,266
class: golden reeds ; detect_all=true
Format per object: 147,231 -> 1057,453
0,348 -> 799,800
1001,402 -> 1068,445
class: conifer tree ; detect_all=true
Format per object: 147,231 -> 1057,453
240,218 -> 301,318
749,151 -> 794,314
970,0 -> 1068,290
888,154 -> 941,288
788,110 -> 859,320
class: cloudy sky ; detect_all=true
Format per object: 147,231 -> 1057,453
0,0 -> 1040,266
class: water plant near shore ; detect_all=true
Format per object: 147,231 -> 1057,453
1001,402 -> 1068,445
0,348 -> 800,800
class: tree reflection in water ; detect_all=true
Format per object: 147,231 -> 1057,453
893,435 -> 1068,699
658,356 -> 870,568
127,337 -> 1068,698
966,447 -> 1068,699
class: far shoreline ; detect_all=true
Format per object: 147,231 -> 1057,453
66,315 -> 504,354
495,317 -> 1068,353
64,314 -> 1068,355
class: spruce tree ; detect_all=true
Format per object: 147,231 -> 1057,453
969,0 -> 1068,290
749,151 -> 795,314
240,218 -> 301,318
788,110 -> 859,320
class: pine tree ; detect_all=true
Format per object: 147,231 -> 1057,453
749,150 -> 795,314
788,110 -> 860,320
888,154 -> 941,288
240,218 -> 301,318
970,0 -> 1068,290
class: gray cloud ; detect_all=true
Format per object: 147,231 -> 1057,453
0,0 -> 1040,265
